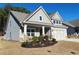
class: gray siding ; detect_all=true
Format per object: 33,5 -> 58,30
4,15 -> 20,41
67,27 -> 75,35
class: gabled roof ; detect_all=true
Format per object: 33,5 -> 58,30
50,11 -> 63,21
50,11 -> 75,27
9,6 -> 75,28
10,11 -> 30,23
23,6 -> 52,24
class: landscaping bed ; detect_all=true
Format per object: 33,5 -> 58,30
21,36 -> 57,48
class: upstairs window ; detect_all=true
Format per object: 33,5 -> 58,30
53,20 -> 62,24
56,21 -> 59,24
53,20 -> 55,24
39,16 -> 42,21
59,21 -> 61,24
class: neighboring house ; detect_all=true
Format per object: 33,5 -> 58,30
62,22 -> 75,35
4,6 -> 69,41
70,19 -> 79,34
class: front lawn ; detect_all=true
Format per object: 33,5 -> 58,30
0,39 -> 79,55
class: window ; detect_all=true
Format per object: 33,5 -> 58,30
53,20 -> 62,24
27,29 -> 30,32
39,16 -> 42,21
59,21 -> 61,24
53,20 -> 58,24
53,20 -> 55,24
31,29 -> 34,32
27,28 -> 35,36
56,21 -> 59,24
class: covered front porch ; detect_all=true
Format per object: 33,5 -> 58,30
24,24 -> 52,38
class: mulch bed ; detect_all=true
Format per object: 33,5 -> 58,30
21,41 -> 58,48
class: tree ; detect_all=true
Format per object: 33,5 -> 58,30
4,3 -> 12,13
0,4 -> 31,34
0,8 -> 8,31
11,7 -> 31,14
4,4 -> 31,14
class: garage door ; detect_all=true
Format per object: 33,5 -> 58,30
52,29 -> 67,40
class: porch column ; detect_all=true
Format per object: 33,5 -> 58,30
42,26 -> 45,36
50,27 -> 52,38
24,24 -> 27,36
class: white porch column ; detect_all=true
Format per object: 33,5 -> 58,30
24,24 -> 27,36
42,26 -> 45,36
50,27 -> 52,38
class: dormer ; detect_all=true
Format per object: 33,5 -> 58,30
50,11 -> 63,25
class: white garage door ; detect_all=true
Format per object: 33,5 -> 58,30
52,29 -> 67,40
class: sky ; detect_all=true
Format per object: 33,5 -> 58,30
0,3 -> 79,22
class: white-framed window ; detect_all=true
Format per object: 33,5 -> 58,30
39,16 -> 42,21
53,20 -> 55,24
27,28 -> 35,36
53,20 -> 62,24
59,21 -> 62,24
56,21 -> 59,24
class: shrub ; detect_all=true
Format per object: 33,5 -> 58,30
44,35 -> 48,39
21,41 -> 28,47
21,36 -> 57,48
32,36 -> 38,43
31,36 -> 38,47
52,38 -> 57,43
38,35 -> 44,42
21,40 -> 32,47
52,38 -> 56,42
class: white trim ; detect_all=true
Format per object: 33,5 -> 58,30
42,26 -> 45,36
19,29 -> 21,37
55,11 -> 63,22
24,24 -> 27,35
23,6 -> 43,22
19,29 -> 24,38
23,6 -> 52,25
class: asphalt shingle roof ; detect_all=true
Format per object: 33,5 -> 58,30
10,10 -> 75,28
10,11 -> 30,23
